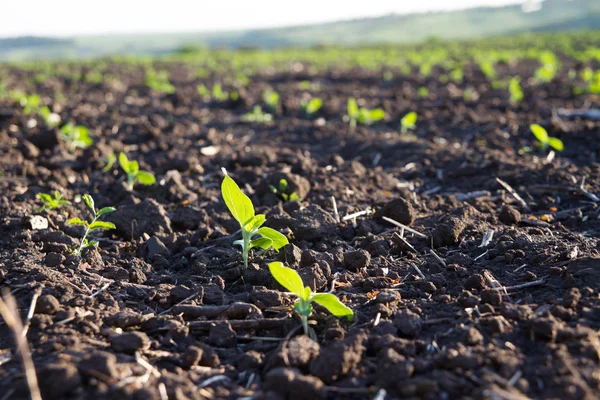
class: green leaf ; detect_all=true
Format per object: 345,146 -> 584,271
96,206 -> 116,217
312,293 -> 354,321
136,171 -> 156,185
257,227 -> 288,250
119,152 -> 130,172
221,175 -> 255,226
67,217 -> 88,227
347,97 -> 358,117
268,262 -> 305,298
245,214 -> 265,232
548,137 -> 564,151
530,124 -> 549,144
250,237 -> 273,250
82,194 -> 95,212
402,111 -> 417,127
288,192 -> 300,202
370,108 -> 385,121
305,98 -> 322,114
88,221 -> 116,231
37,193 -> 53,203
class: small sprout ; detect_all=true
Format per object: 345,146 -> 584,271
508,77 -> 524,103
19,94 -> 41,115
400,111 -> 417,134
67,194 -> 116,256
243,106 -> 272,123
37,191 -> 70,212
530,124 -> 563,152
269,179 -> 300,202
39,106 -> 61,128
118,152 -> 156,191
102,153 -> 117,172
212,83 -> 229,102
347,97 -> 385,128
263,90 -> 279,113
268,261 -> 353,336
221,172 -> 288,268
145,69 -> 175,94
301,98 -> 323,116
60,123 -> 93,151
418,87 -> 429,97
197,84 -> 210,99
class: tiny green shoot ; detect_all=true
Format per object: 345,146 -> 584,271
301,98 -> 323,116
400,111 -> 417,134
221,172 -> 289,268
268,261 -> 353,336
102,153 -> 117,172
243,106 -> 272,123
60,123 -> 93,151
508,77 -> 524,103
530,124 -> 563,152
269,179 -> 300,202
347,97 -> 385,128
67,194 -> 116,256
118,152 -> 156,191
263,90 -> 279,113
37,191 -> 70,212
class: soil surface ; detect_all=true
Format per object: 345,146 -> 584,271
1,55 -> 600,400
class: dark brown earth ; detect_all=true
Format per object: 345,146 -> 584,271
1,56 -> 600,400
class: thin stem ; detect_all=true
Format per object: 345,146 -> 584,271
301,314 -> 309,336
76,213 -> 97,256
242,229 -> 251,268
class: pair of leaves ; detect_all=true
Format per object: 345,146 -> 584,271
60,123 -> 93,150
303,98 -> 323,115
268,262 -> 353,321
347,97 -> 385,125
401,111 -> 417,130
530,124 -> 564,151
119,152 -> 156,186
37,191 -> 70,210
67,217 -> 115,232
222,174 -> 289,251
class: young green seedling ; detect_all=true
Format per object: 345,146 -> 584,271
60,123 -> 93,151
67,194 -> 116,256
268,261 -> 353,336
221,172 -> 288,268
269,179 -> 300,202
347,97 -> 385,128
400,111 -> 417,134
301,98 -> 323,116
243,106 -> 273,123
119,152 -> 156,190
37,191 -> 70,212
509,77 -> 524,103
530,124 -> 563,152
263,90 -> 279,113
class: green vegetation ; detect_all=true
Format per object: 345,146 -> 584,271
119,152 -> 156,191
263,90 -> 279,113
400,111 -> 417,134
347,97 -> 385,128
221,173 -> 289,268
301,98 -> 323,116
509,77 -> 524,103
269,179 -> 300,202
268,261 -> 353,336
67,194 -> 116,256
145,69 -> 175,94
60,123 -> 93,151
37,191 -> 70,212
244,106 -> 272,123
530,124 -> 564,152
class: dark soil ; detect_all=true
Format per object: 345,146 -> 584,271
1,55 -> 600,400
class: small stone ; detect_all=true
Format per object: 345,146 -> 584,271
38,363 -> 81,399
278,243 -> 302,266
238,350 -> 265,371
78,352 -> 119,379
36,294 -> 60,315
464,327 -> 484,345
22,215 -> 48,230
393,309 -> 422,337
376,290 -> 401,304
343,249 -> 371,272
144,236 -> 169,259
481,289 -> 503,305
44,252 -> 64,267
562,288 -> 581,309
499,205 -> 521,225
464,274 -> 487,290
182,346 -> 204,368
104,311 -> 146,329
376,198 -> 415,226
430,218 -> 465,247
110,331 -> 151,354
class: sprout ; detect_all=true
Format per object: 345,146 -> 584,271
67,194 -> 116,256
530,124 -> 563,152
118,152 -> 156,191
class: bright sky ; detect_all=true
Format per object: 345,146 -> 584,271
1,0 -> 529,38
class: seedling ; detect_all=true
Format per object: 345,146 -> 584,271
243,106 -> 272,123
269,179 -> 300,202
212,83 -> 229,102
119,152 -> 156,190
301,98 -> 322,116
530,124 -> 563,152
400,111 -> 417,134
37,191 -> 70,212
60,123 -> 93,151
221,172 -> 288,268
102,153 -> 117,172
39,106 -> 61,128
268,261 -> 353,336
263,90 -> 279,113
509,77 -> 524,103
67,194 -> 116,256
145,69 -> 175,94
347,97 -> 385,128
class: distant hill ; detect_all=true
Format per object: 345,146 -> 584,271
1,0 -> 598,61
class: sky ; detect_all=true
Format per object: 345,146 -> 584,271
1,0 -> 531,38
